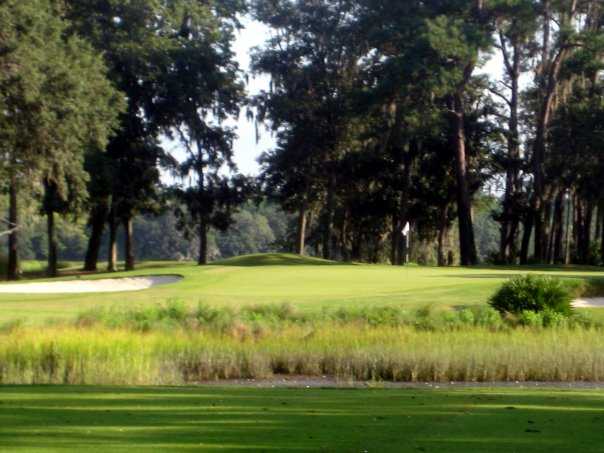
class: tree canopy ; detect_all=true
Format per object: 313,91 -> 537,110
1,0 -> 604,273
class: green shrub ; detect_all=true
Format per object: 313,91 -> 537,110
457,309 -> 475,325
471,306 -> 504,329
490,275 -> 573,316
519,310 -> 544,328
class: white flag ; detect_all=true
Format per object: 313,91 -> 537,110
402,222 -> 410,237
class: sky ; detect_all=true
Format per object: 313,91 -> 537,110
229,19 -> 274,176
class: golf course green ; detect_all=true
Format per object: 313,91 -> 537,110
0,253 -> 603,324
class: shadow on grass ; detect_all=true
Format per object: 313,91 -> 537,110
1,386 -> 604,452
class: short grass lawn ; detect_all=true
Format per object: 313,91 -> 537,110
0,253 -> 603,323
1,385 -> 604,452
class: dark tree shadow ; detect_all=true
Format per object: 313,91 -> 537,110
1,385 -> 604,452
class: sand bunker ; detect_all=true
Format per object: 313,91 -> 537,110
573,298 -> 604,309
0,275 -> 182,294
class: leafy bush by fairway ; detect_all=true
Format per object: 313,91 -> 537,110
75,301 -> 511,333
490,275 -> 573,316
73,299 -> 601,335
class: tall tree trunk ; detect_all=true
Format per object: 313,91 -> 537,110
43,181 -> 60,277
573,194 -> 581,263
543,196 -> 554,263
7,173 -> 19,281
124,217 -> 135,271
322,173 -> 336,260
581,200 -> 594,264
600,207 -> 604,266
391,215 -> 400,265
84,202 -> 108,272
46,208 -> 58,278
532,0 -> 577,262
595,202 -> 602,247
437,206 -> 449,267
499,35 -> 522,263
351,230 -> 361,262
452,93 -> 478,265
552,191 -> 565,264
339,211 -> 349,261
107,207 -> 118,272
198,218 -> 208,265
520,213 -> 533,265
296,203 -> 307,256
564,194 -> 573,265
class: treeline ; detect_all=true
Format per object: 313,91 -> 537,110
1,0 -> 603,279
1,0 -> 251,279
0,201 -> 289,264
254,0 -> 604,266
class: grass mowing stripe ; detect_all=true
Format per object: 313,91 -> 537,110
0,254 -> 603,324
2,386 -> 604,452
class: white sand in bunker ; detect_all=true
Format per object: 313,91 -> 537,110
573,298 -> 604,308
0,276 -> 182,294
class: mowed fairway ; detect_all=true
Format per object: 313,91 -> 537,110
1,254 -> 604,323
1,385 -> 604,452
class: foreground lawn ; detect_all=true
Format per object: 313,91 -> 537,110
0,253 -> 603,323
1,385 -> 604,452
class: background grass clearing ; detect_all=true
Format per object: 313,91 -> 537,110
1,254 -> 603,324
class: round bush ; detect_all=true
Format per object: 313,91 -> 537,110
489,275 -> 573,316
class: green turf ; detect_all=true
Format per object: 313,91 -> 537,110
0,253 -> 603,323
1,385 -> 604,452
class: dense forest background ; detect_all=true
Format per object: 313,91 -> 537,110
1,0 -> 603,278
0,196 -> 500,266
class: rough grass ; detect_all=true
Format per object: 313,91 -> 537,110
2,385 -> 604,452
1,254 -> 603,324
2,320 -> 604,384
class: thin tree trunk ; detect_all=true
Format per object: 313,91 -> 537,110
7,173 -> 19,281
322,173 -> 336,260
595,202 -> 602,247
573,194 -> 581,263
564,194 -> 573,265
46,207 -> 58,278
124,217 -> 135,271
339,211 -> 349,261
520,213 -> 533,265
391,215 -> 400,265
581,201 -> 594,264
600,207 -> 604,265
107,208 -> 118,272
198,218 -> 208,265
452,93 -> 478,265
437,205 -> 449,267
499,34 -> 522,263
351,229 -> 362,262
84,202 -> 108,272
532,0 -> 577,262
296,204 -> 307,256
543,196 -> 555,263
43,181 -> 60,277
552,191 -> 565,264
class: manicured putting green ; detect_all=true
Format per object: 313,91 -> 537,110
0,253 -> 603,323
1,385 -> 604,452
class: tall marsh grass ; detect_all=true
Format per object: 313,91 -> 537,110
1,323 -> 604,384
